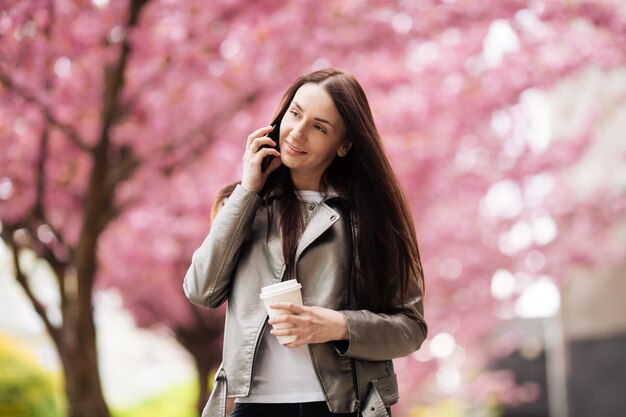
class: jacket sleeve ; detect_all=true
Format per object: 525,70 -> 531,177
336,275 -> 428,361
183,184 -> 262,308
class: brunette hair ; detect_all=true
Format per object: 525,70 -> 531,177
214,68 -> 424,312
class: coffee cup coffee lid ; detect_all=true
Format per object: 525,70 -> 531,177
260,280 -> 302,299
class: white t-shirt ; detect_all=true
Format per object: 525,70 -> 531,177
237,190 -> 325,403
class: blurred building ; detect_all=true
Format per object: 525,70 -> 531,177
496,67 -> 626,417
557,65 -> 626,417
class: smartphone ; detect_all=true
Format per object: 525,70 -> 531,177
261,123 -> 280,172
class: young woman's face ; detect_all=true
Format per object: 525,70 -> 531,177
279,83 -> 351,191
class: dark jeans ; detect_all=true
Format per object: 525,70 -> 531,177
229,402 -> 391,417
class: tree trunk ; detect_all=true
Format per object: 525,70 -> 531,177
175,314 -> 225,416
58,310 -> 110,417
4,226 -> 111,417
192,349 -> 212,414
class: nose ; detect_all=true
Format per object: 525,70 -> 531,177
289,120 -> 306,142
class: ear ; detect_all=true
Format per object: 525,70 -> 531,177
337,141 -> 352,157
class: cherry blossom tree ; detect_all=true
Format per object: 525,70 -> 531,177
1,1 -> 625,416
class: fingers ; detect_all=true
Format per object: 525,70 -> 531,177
244,140 -> 273,159
244,135 -> 279,165
241,125 -> 281,193
267,303 -> 315,327
267,304 -> 309,333
249,136 -> 278,152
245,125 -> 274,148
270,327 -> 306,348
269,314 -> 311,327
243,126 -> 275,161
267,305 -> 347,347
269,302 -> 305,313
265,156 -> 282,174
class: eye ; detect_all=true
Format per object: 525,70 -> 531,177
314,125 -> 327,134
288,109 -> 298,117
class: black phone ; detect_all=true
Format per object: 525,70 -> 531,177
261,122 -> 280,172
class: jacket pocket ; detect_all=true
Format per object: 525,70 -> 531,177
362,373 -> 398,417
372,373 -> 399,405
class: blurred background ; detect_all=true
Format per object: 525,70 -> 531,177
1,0 -> 625,416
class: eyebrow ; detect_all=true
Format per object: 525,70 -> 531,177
292,102 -> 334,128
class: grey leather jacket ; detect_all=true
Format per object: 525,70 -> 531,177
183,185 -> 427,417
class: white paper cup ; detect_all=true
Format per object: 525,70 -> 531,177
260,280 -> 303,344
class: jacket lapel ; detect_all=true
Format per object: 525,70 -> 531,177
295,204 -> 341,263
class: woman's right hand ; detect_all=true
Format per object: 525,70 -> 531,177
241,126 -> 282,194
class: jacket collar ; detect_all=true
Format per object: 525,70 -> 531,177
263,181 -> 351,204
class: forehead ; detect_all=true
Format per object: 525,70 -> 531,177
292,83 -> 341,121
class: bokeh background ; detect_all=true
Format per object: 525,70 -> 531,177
1,1 -> 625,416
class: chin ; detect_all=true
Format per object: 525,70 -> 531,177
279,157 -> 296,169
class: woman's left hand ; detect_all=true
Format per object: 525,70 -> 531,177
268,302 -> 349,348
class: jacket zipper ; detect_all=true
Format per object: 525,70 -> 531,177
247,265 -> 287,394
351,360 -> 361,412
348,210 -> 361,413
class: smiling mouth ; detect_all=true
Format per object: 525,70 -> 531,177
287,142 -> 306,154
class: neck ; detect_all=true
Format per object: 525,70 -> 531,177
289,171 -> 324,191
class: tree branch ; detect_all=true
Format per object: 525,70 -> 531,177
25,122 -> 72,264
0,70 -> 92,153
153,122 -> 218,174
29,0 -> 72,253
144,90 -> 262,176
6,228 -> 61,346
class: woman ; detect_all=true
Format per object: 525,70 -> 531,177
184,68 -> 427,417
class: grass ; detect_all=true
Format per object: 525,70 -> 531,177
112,381 -> 199,417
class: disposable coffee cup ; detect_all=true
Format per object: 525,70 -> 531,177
260,280 -> 303,345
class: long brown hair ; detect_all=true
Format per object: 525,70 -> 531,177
214,68 -> 424,312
